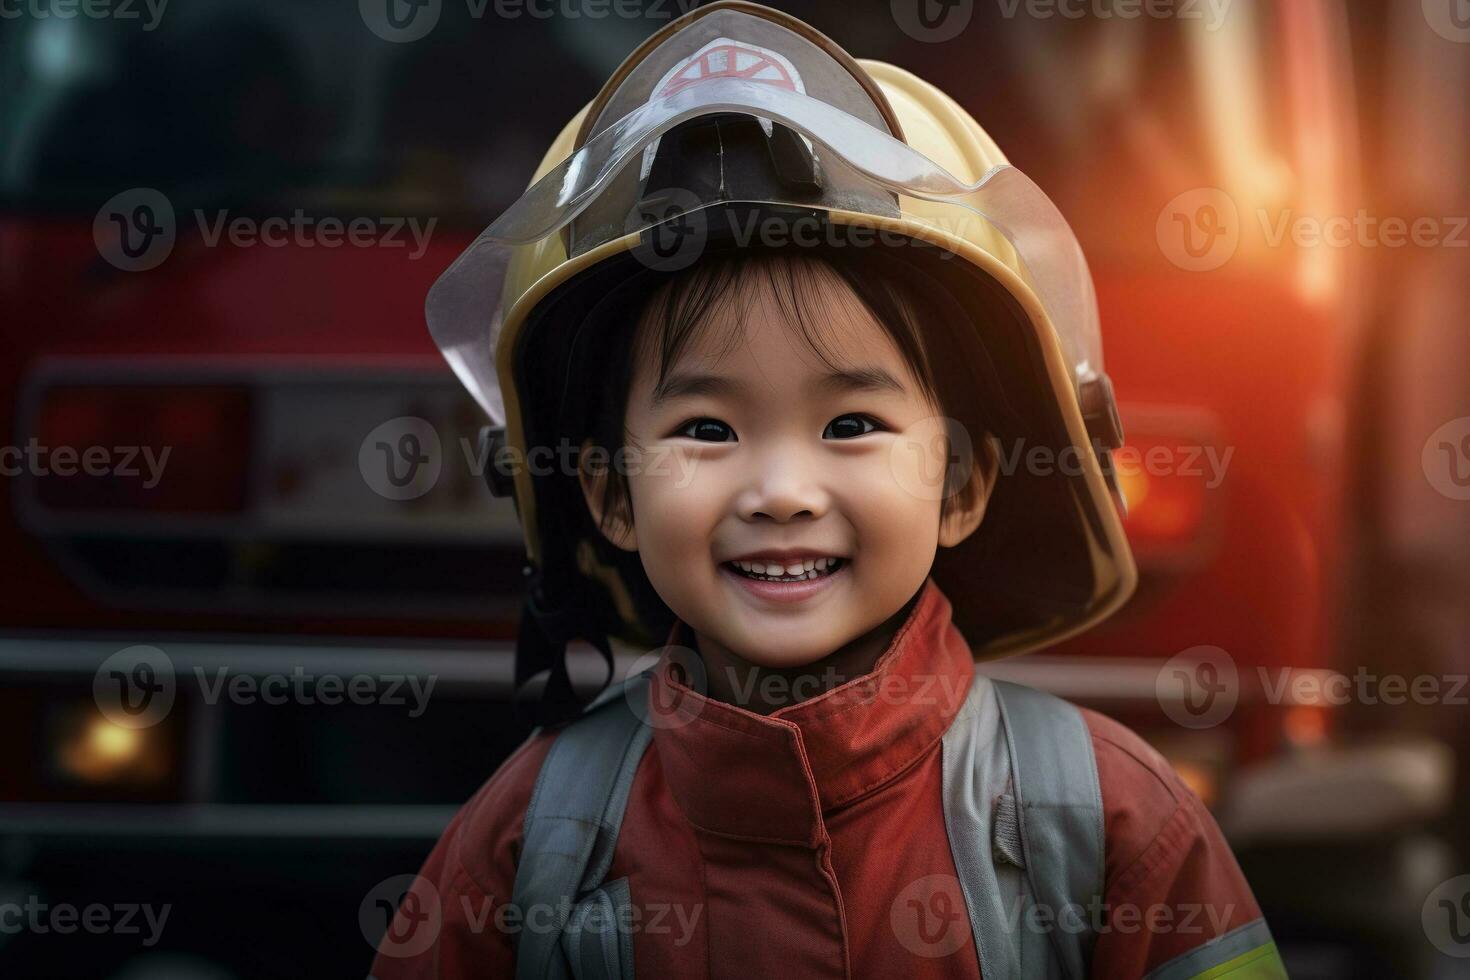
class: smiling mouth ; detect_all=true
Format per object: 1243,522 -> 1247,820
723,557 -> 846,583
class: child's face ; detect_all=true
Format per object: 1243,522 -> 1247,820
588,261 -> 986,670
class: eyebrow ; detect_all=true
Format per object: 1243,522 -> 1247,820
651,365 -> 909,405
650,372 -> 746,404
816,366 -> 909,396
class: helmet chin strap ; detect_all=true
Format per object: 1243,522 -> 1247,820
514,564 -> 617,728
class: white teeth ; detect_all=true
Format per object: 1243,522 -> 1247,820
727,557 -> 845,581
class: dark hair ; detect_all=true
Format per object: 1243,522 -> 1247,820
572,242 -> 1016,539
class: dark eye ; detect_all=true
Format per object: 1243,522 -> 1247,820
823,414 -> 879,439
677,418 -> 736,442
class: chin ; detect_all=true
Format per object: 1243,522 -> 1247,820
720,628 -> 853,670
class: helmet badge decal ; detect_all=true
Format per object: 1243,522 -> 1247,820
639,37 -> 808,181
654,38 -> 804,98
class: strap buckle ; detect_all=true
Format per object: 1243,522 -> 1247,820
478,425 -> 516,498
1078,375 -> 1129,516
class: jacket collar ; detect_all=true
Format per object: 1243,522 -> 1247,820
647,579 -> 975,845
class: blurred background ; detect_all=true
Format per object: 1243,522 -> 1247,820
1,0 -> 1468,976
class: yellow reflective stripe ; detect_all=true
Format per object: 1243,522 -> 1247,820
1188,941 -> 1288,980
1145,920 -> 1282,980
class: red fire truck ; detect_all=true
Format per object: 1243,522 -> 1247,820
0,2 -> 1456,977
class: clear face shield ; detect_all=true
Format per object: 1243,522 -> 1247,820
426,75 -> 1109,438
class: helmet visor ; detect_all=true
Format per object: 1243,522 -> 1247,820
428,75 -> 1103,426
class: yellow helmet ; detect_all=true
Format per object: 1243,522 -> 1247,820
428,1 -> 1135,710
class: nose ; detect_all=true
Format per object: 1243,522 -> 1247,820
736,448 -> 831,523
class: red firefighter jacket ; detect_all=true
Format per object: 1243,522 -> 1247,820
371,580 -> 1269,978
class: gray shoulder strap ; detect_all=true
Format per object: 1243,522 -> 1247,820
941,675 -> 1104,980
941,672 -> 1026,979
994,678 -> 1105,980
512,675 -> 654,980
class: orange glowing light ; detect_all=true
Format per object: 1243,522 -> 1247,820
1283,704 -> 1331,748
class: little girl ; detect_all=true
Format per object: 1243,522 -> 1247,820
374,4 -> 1285,978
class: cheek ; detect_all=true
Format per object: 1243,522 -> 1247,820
883,417 -> 966,502
625,449 -> 726,556
624,455 -> 735,625
843,469 -> 942,549
832,445 -> 944,565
